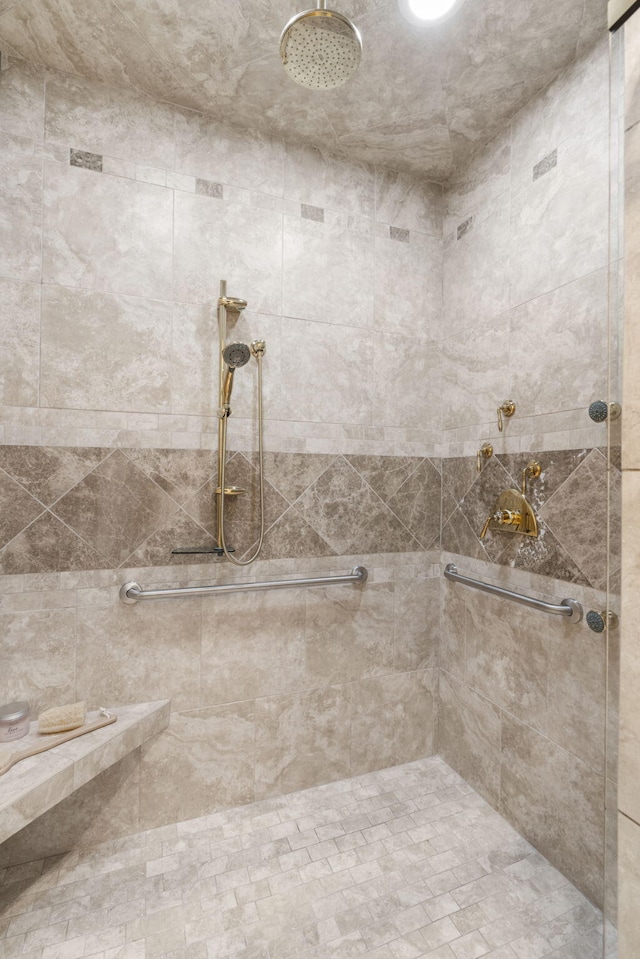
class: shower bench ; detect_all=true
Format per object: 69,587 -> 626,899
0,699 -> 170,844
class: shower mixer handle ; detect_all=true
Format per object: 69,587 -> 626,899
497,400 -> 516,432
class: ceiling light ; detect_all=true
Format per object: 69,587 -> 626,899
398,0 -> 459,24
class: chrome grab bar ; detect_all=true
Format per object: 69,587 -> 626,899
443,563 -> 583,624
120,566 -> 368,604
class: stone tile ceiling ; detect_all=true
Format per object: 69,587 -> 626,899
0,0 -> 605,181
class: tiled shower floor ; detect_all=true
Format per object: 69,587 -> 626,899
0,757 -> 608,959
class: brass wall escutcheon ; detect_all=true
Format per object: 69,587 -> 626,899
479,459 -> 541,541
477,442 -> 493,473
497,400 -> 516,431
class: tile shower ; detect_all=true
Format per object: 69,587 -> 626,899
0,21 -> 621,959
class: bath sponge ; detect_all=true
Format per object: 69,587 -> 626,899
38,701 -> 86,734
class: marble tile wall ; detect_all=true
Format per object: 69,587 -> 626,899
0,31 -> 620,921
437,552 -> 614,910
0,51 -> 444,868
441,37 -> 612,458
0,56 -> 443,457
0,447 -> 441,574
0,552 -> 439,867
441,446 -> 621,591
436,32 -> 620,922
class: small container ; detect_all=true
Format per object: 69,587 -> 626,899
0,701 -> 31,742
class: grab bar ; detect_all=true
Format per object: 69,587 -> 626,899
443,563 -> 582,623
120,566 -> 368,604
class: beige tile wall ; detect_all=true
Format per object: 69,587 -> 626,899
437,33 -> 618,917
0,57 -> 443,457
441,38 -> 612,458
437,552 -> 611,908
0,553 -> 439,866
0,56 -> 444,862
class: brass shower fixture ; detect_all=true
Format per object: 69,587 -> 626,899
171,281 -> 266,563
479,460 -> 541,541
497,400 -> 516,431
476,442 -> 493,472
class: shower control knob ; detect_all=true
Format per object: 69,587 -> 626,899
588,401 -> 621,422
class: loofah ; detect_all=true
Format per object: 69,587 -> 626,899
38,701 -> 86,734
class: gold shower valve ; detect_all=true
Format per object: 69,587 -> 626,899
497,400 -> 516,432
478,487 -> 539,540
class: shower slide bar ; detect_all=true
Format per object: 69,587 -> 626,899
120,566 -> 368,604
443,563 -> 583,623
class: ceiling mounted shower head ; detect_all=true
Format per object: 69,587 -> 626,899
280,0 -> 363,91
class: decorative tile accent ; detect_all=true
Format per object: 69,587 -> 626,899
0,444 -> 611,584
124,508 -> 217,567
251,505 -> 334,561
294,456 -> 392,556
50,449 -> 178,567
70,148 -> 103,172
246,451 -> 337,504
0,467 -> 44,548
443,448 -> 615,589
456,216 -> 474,240
540,448 -> 613,588
389,225 -> 410,243
0,446 -> 109,506
346,455 -> 421,501
0,446 -> 424,572
388,458 -> 442,550
301,202 -> 324,222
123,448 -> 214,505
0,510 -> 108,575
195,177 -> 223,198
533,148 -> 558,181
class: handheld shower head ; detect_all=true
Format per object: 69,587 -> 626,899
223,342 -> 251,369
221,342 -> 251,409
280,0 -> 362,90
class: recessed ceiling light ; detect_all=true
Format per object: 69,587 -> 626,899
398,0 -> 459,24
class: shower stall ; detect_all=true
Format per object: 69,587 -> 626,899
0,0 -> 635,956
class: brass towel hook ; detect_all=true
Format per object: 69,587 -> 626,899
497,400 -> 516,432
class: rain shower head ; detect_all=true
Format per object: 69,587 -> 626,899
280,0 -> 362,90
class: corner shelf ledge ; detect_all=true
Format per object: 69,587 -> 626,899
0,700 -> 170,845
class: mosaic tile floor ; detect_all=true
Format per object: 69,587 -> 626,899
0,757 -> 610,959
